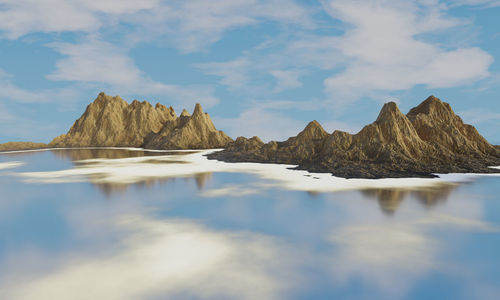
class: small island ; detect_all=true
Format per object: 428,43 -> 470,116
1,93 -> 499,179
209,96 -> 500,178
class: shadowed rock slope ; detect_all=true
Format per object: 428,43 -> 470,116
208,96 -> 500,178
50,92 -> 232,149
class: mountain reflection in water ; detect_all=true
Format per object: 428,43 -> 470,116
50,148 -> 197,161
47,148 -> 213,196
1,149 -> 500,300
361,184 -> 457,214
92,172 -> 214,196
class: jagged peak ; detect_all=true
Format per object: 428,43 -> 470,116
249,136 -> 264,144
180,109 -> 190,117
93,92 -> 125,106
407,95 -> 454,120
302,120 -> 327,133
295,120 -> 328,141
130,99 -> 153,108
375,101 -> 404,123
193,103 -> 204,116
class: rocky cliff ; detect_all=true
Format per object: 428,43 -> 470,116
208,96 -> 500,178
49,92 -> 232,149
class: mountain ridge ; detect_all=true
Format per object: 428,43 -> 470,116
1,93 -> 499,179
208,96 -> 500,178
49,92 -> 232,150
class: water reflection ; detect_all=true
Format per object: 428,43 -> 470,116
50,148 -> 195,161
13,149 -> 492,199
0,215 -> 297,300
1,150 -> 500,299
89,172 -> 213,196
361,185 -> 457,215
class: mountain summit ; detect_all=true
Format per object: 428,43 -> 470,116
142,102 -> 232,149
50,92 -> 232,149
209,96 -> 500,178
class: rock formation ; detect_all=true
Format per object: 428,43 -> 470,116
0,142 -> 48,151
50,92 -> 176,147
208,96 -> 500,178
142,103 -> 232,149
49,92 -> 232,149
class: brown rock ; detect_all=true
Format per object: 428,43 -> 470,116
407,95 -> 496,156
49,93 -> 231,150
209,96 -> 500,178
142,103 -> 233,149
50,92 -> 175,147
0,142 -> 48,151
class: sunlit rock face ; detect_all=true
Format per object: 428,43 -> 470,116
210,96 -> 500,178
143,103 -> 233,150
49,93 -> 232,149
50,92 -> 176,148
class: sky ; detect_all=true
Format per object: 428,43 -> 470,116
0,0 -> 499,144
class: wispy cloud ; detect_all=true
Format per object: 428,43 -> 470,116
46,36 -> 220,108
0,0 -> 160,39
270,70 -> 303,92
321,0 -> 493,102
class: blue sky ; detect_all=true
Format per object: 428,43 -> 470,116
0,0 -> 499,144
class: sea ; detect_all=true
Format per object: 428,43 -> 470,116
0,148 -> 499,300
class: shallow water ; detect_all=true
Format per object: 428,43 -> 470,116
0,149 -> 500,300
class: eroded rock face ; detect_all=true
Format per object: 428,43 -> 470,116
50,93 -> 176,147
209,96 -> 500,178
216,120 -> 330,165
49,93 -> 232,150
142,103 -> 233,149
406,96 -> 496,156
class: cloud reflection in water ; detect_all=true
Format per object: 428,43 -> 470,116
1,215 -> 298,300
13,149 -> 499,197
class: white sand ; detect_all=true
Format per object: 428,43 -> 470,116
13,149 -> 500,193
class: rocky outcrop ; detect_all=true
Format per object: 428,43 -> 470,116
215,120 -> 329,165
209,96 -> 500,178
143,103 -> 232,149
50,92 -> 176,147
0,142 -> 48,151
49,92 -> 232,149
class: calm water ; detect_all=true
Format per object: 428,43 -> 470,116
0,149 -> 500,300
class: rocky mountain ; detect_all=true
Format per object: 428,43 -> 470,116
142,103 -> 232,149
49,92 -> 232,149
50,93 -> 176,147
208,96 -> 500,178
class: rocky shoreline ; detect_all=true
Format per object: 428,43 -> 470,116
1,93 -> 499,179
207,96 -> 500,178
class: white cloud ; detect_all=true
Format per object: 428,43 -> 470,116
0,0 -> 312,52
195,59 -> 250,88
0,0 -> 160,39
126,0 -> 314,52
270,70 -> 303,92
46,36 -> 220,108
321,0 -> 493,101
0,68 -> 81,104
214,107 -> 307,141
